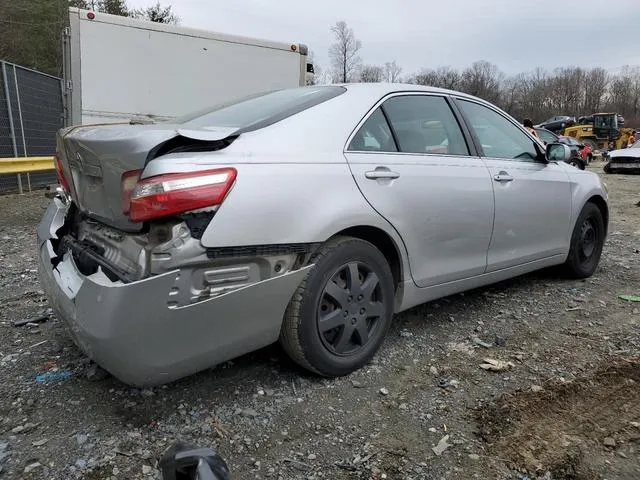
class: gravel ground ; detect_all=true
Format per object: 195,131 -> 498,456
0,162 -> 638,480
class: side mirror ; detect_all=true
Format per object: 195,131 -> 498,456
546,142 -> 571,162
160,442 -> 230,480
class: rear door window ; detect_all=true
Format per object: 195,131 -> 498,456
347,107 -> 397,152
382,95 -> 470,156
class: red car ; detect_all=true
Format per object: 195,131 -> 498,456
559,135 -> 593,163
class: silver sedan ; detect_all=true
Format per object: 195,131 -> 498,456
38,84 -> 609,386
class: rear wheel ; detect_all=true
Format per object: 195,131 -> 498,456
280,236 -> 394,377
561,203 -> 605,278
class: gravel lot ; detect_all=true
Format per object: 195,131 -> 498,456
0,161 -> 638,480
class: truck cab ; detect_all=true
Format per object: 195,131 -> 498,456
593,113 -> 624,140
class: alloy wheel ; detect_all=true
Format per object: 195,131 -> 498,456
317,262 -> 385,356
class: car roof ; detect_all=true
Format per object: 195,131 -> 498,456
331,82 -> 484,103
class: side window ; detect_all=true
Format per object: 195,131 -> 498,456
537,129 -> 557,145
347,108 -> 397,152
457,99 -> 538,162
382,95 -> 469,156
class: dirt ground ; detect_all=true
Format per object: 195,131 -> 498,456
0,160 -> 638,480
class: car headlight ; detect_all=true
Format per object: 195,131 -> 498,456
601,180 -> 609,195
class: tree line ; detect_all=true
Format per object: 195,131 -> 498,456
0,0 -> 178,77
2,7 -> 638,127
323,21 -> 640,127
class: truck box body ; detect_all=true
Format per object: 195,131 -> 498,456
63,8 -> 309,126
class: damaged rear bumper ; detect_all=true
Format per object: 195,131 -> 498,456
37,199 -> 311,387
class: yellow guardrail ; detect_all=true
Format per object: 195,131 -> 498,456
0,156 -> 55,175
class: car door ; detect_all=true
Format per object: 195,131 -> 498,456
455,98 -> 572,272
344,93 -> 495,288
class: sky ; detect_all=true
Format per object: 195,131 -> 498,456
126,0 -> 640,78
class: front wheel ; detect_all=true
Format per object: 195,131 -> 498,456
280,236 -> 395,377
569,157 -> 586,170
561,203 -> 605,278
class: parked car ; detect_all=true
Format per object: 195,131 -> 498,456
38,84 -> 609,386
534,128 -> 587,169
559,135 -> 593,163
536,115 -> 576,133
603,139 -> 640,174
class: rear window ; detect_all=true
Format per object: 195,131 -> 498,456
176,86 -> 346,132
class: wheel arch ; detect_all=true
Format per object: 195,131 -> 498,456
328,225 -> 406,307
586,194 -> 609,237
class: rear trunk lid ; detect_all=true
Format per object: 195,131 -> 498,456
57,123 -> 238,231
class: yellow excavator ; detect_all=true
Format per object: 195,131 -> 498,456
563,113 -> 635,151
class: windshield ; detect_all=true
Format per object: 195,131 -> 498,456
175,86 -> 347,131
632,140 -> 640,148
594,115 -> 616,129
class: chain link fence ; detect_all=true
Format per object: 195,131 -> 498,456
1,60 -> 63,194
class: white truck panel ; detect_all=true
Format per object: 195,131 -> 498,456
65,8 -> 308,126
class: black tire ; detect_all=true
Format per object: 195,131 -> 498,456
280,236 -> 394,377
568,157 -> 586,170
561,203 -> 605,279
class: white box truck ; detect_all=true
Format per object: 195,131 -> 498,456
62,7 -> 312,126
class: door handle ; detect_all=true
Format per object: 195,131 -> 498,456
365,168 -> 400,180
493,172 -> 513,182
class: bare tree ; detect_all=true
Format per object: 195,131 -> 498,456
606,66 -> 640,122
500,75 -> 521,115
132,1 -> 179,24
583,68 -> 608,113
460,60 -> 504,104
96,0 -> 130,16
412,66 -> 461,90
359,64 -> 384,83
328,21 -> 361,83
548,67 -> 586,115
412,69 -> 439,86
384,61 -> 402,83
630,66 -> 640,120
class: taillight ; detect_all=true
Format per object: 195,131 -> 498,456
121,169 -> 142,215
126,168 -> 237,222
54,154 -> 71,193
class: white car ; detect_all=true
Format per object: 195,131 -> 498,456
604,140 -> 640,174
